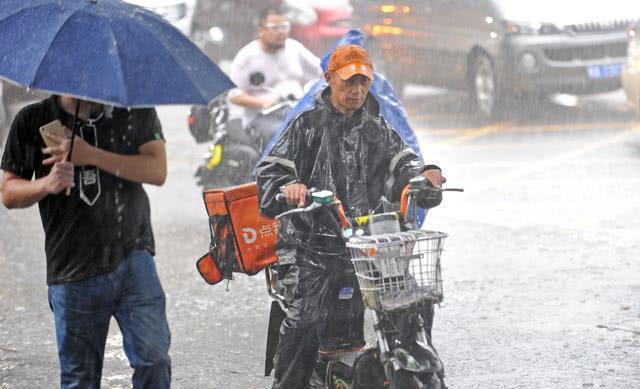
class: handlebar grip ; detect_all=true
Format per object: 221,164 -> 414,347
276,187 -> 317,204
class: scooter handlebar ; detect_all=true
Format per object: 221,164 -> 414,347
274,189 -> 350,230
399,176 -> 463,221
275,187 -> 316,204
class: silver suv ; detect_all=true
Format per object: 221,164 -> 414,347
354,0 -> 639,121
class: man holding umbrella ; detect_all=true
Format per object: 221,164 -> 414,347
0,0 -> 235,387
1,95 -> 172,388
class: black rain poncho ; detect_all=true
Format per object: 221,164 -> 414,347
256,87 -> 434,389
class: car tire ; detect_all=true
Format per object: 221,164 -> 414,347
469,52 -> 502,123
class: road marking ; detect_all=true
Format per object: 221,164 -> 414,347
472,126 -> 640,192
417,127 -> 471,136
415,120 -> 637,138
439,122 -> 510,146
440,210 -> 640,245
507,121 -> 636,133
407,111 -> 466,122
449,157 -> 637,169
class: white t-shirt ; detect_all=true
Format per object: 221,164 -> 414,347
229,39 -> 322,126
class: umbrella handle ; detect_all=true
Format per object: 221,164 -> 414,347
65,100 -> 81,196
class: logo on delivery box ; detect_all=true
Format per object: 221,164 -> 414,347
240,221 -> 278,249
241,228 -> 257,244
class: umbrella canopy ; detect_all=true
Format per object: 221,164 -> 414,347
0,0 -> 234,107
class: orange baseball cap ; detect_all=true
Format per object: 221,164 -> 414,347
327,44 -> 374,81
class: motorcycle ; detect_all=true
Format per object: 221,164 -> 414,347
188,81 -> 303,189
264,176 -> 463,389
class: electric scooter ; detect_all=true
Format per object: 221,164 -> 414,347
265,176 -> 463,389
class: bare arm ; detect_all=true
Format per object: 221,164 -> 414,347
43,133 -> 167,186
85,140 -> 167,186
229,92 -> 275,110
1,160 -> 74,209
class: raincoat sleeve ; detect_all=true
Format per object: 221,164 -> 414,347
382,118 -> 433,201
256,117 -> 304,219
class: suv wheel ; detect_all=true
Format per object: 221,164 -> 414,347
470,53 -> 501,122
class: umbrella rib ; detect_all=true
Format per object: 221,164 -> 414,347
0,3 -> 51,23
0,4 -> 74,88
103,24 -> 128,107
30,8 -> 83,88
137,17 -> 210,103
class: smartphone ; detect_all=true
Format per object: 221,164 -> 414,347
39,119 -> 66,148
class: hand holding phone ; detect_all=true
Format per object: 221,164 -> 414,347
39,120 -> 67,148
40,120 -> 73,195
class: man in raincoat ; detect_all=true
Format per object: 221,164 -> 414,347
256,44 -> 446,389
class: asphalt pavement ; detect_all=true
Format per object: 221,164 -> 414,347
1,88 -> 639,388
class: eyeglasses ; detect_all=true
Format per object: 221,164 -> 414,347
263,21 -> 291,32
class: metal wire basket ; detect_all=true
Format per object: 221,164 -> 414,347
347,230 -> 447,311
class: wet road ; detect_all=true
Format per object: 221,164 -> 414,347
1,88 -> 639,388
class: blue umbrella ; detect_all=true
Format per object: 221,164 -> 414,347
0,0 -> 234,107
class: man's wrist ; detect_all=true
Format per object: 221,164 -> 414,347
36,176 -> 47,195
279,179 -> 299,192
36,175 -> 51,196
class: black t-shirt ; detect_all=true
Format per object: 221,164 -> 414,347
1,96 -> 164,285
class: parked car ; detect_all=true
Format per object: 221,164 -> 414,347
622,21 -> 640,114
124,0 -> 197,37
353,0 -> 640,121
191,0 -> 352,63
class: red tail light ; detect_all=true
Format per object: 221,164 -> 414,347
188,114 -> 195,127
